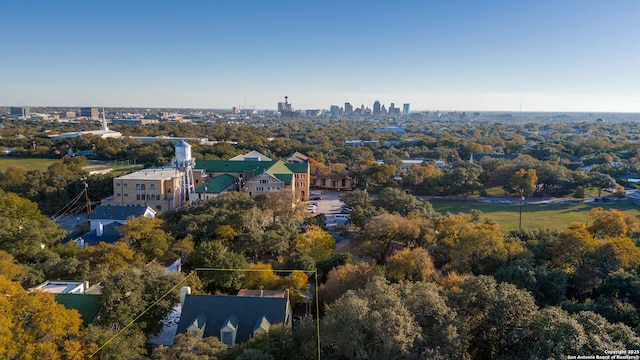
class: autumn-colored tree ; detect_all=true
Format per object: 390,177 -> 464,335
597,236 -> 640,271
405,163 -> 442,187
386,247 -> 437,282
319,262 -> 381,306
118,217 -> 174,261
448,223 -> 524,274
510,168 -> 538,196
0,249 -> 23,280
0,275 -> 96,359
550,222 -> 599,274
0,189 -> 66,258
241,262 -> 280,290
79,241 -> 140,284
294,225 -> 335,263
359,214 -> 421,264
587,207 -> 629,238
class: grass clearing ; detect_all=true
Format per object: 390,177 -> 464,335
430,199 -> 640,232
0,157 -> 58,172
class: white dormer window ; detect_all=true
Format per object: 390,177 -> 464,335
253,316 -> 271,337
220,315 -> 238,347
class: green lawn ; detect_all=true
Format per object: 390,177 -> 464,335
430,199 -> 640,232
0,157 -> 58,172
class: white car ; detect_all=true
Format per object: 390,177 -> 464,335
306,205 -> 317,213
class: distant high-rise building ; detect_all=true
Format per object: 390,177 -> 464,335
344,102 -> 353,117
277,96 -> 294,117
330,105 -> 340,118
80,107 -> 99,119
373,100 -> 381,116
403,103 -> 410,116
381,105 -> 386,114
9,107 -> 30,119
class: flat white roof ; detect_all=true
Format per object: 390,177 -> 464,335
31,280 -> 86,294
117,167 -> 183,181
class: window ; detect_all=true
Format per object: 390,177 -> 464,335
221,331 -> 233,347
116,183 -> 120,186
124,193 -> 128,197
123,183 -> 128,187
136,194 -> 142,200
149,184 -> 155,190
256,187 -> 264,192
117,193 -> 121,197
260,179 -> 269,184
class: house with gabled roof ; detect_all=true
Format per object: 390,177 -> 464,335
175,289 -> 292,347
88,205 -> 156,231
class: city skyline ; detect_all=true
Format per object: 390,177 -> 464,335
2,1 -> 639,112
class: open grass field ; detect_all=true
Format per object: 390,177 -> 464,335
0,157 -> 143,175
0,157 -> 58,172
430,199 -> 640,232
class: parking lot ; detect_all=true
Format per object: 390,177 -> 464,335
305,190 -> 345,215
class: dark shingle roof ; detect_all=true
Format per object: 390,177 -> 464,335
176,294 -> 289,343
77,222 -> 122,246
55,294 -> 101,325
89,205 -> 151,221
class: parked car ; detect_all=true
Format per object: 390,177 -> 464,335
310,196 -> 322,201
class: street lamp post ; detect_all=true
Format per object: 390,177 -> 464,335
519,191 -> 525,229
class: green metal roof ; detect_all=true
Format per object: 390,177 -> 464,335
195,159 -> 276,174
195,174 -> 238,193
285,162 -> 309,173
55,294 -> 101,326
273,174 -> 292,184
196,159 -> 307,175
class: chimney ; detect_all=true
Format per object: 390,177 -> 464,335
97,222 -> 103,236
180,286 -> 191,305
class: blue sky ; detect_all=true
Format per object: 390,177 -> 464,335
2,1 -> 639,112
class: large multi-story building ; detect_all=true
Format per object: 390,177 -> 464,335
194,153 -> 310,201
9,107 -> 30,119
373,101 -> 381,116
79,107 -> 99,119
344,102 -> 353,117
330,105 -> 340,118
102,167 -> 185,211
403,103 -> 410,116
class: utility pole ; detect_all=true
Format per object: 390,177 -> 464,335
81,176 -> 92,217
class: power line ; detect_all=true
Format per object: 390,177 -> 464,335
91,268 -> 322,360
